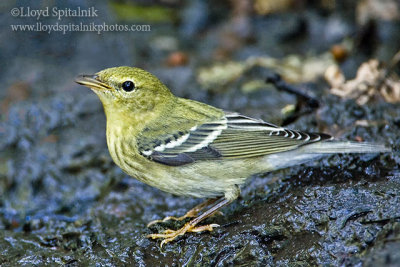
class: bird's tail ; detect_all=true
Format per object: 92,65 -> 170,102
262,141 -> 391,170
262,141 -> 391,171
299,141 -> 391,154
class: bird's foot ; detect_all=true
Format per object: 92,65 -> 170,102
147,215 -> 189,227
147,222 -> 219,247
147,211 -> 222,227
147,198 -> 219,227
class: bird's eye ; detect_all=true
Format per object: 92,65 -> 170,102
122,81 -> 135,92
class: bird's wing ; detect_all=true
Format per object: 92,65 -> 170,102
137,112 -> 332,166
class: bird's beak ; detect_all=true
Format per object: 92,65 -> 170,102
75,74 -> 112,91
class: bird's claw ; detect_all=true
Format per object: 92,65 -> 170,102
147,215 -> 186,227
147,223 -> 220,248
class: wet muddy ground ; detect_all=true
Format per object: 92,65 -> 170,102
1,0 -> 399,266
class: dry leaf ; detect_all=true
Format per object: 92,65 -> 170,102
325,59 -> 400,104
197,53 -> 335,92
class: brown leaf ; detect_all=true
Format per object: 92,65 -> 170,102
325,59 -> 400,104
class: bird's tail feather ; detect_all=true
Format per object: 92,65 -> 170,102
263,141 -> 390,171
299,141 -> 391,154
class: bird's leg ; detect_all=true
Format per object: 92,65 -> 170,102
147,198 -> 219,227
147,197 -> 232,247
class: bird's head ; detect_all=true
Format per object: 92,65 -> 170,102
75,66 -> 173,117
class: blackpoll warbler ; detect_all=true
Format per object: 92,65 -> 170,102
76,66 -> 390,247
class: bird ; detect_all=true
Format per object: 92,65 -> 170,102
75,66 -> 390,247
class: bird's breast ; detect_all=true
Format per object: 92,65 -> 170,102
106,125 -> 150,180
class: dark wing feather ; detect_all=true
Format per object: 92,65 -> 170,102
137,112 -> 332,166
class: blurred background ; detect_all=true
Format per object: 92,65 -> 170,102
1,0 -> 399,265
